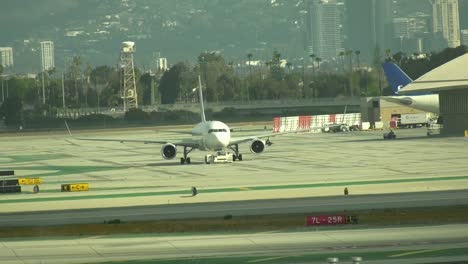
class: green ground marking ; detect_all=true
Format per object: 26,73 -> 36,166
0,154 -> 74,164
247,175 -> 468,190
0,165 -> 125,178
1,175 -> 468,204
97,246 -> 468,264
22,186 -> 172,194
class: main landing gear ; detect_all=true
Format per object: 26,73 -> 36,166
180,146 -> 194,164
228,144 -> 243,161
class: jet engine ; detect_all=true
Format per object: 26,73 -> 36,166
161,143 -> 177,160
249,139 -> 265,154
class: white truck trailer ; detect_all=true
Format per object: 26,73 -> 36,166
399,113 -> 431,128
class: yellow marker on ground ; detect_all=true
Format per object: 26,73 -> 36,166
61,183 -> 89,192
18,178 -> 42,185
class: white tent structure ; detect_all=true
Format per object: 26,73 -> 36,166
400,53 -> 468,93
401,53 -> 468,135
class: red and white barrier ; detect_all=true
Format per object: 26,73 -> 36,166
273,113 -> 362,133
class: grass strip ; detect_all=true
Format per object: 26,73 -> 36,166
1,205 -> 468,238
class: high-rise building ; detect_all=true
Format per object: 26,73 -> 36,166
344,0 -> 395,61
393,18 -> 411,39
373,0 -> 395,50
0,47 -> 14,68
158,58 -> 168,72
392,13 -> 432,53
432,0 -> 461,48
308,0 -> 344,60
151,52 -> 169,72
462,29 -> 468,45
40,41 -> 55,71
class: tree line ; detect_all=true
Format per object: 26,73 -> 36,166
1,46 -> 466,126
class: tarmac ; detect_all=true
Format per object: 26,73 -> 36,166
1,125 -> 467,213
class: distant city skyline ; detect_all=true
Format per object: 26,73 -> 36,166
0,1 -> 467,74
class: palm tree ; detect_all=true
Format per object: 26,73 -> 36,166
354,50 -> 362,97
0,65 -> 3,102
338,51 -> 345,72
247,53 -> 253,75
286,62 -> 293,73
354,50 -> 361,70
385,49 -> 392,60
246,53 -> 253,101
310,53 -> 316,76
70,56 -> 82,106
315,57 -> 322,71
345,49 -> 353,71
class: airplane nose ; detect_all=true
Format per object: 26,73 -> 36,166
210,133 -> 228,148
215,133 -> 229,147
219,134 -> 229,147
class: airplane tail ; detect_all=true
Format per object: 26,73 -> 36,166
198,75 -> 207,123
382,62 -> 413,95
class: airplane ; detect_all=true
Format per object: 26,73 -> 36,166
381,62 -> 439,114
76,76 -> 285,165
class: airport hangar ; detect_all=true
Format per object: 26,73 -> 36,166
399,53 -> 468,136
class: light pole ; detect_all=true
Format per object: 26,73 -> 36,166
42,71 -> 46,105
62,72 -> 66,108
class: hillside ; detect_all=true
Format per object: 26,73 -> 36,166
1,0 -> 467,72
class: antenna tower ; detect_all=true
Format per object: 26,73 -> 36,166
120,41 -> 138,111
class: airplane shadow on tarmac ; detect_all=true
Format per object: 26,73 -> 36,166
144,161 -> 206,167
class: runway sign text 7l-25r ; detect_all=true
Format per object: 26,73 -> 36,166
306,215 -> 347,226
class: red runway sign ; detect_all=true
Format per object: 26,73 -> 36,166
306,215 -> 347,226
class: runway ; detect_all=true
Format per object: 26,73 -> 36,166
1,126 -> 467,215
2,190 -> 468,227
2,224 -> 468,264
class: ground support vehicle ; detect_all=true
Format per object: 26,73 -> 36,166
205,152 -> 234,164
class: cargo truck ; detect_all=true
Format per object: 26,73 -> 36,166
398,113 -> 431,128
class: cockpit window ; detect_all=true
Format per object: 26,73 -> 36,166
208,129 -> 227,133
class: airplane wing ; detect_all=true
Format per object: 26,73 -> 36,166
381,96 -> 413,106
157,130 -> 193,135
228,130 -> 302,145
76,137 -> 200,148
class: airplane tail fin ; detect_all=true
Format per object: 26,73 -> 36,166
198,76 -> 207,123
382,62 -> 413,95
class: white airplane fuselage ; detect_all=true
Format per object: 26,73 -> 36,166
383,94 -> 439,114
192,121 -> 231,151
